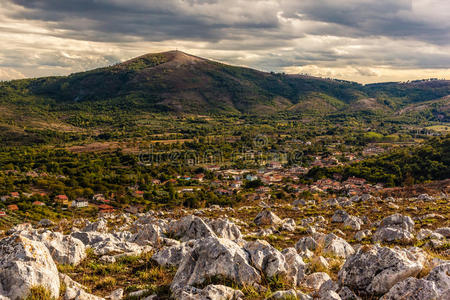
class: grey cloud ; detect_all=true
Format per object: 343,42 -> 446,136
281,0 -> 450,45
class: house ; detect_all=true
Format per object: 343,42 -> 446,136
0,211 -> 6,217
1,195 -> 10,202
205,165 -> 220,171
246,174 -> 258,181
72,198 -> 89,208
98,204 -> 114,210
93,194 -> 106,202
345,177 -> 366,186
98,204 -> 115,214
230,181 -> 242,189
10,192 -> 20,198
7,204 -> 18,211
215,188 -> 233,196
32,201 -> 45,206
193,174 -> 205,182
55,194 -> 69,205
255,186 -> 270,193
133,190 -> 145,198
151,179 -> 161,185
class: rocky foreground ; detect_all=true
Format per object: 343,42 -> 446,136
0,194 -> 449,299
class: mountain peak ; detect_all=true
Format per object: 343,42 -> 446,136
118,50 -> 205,70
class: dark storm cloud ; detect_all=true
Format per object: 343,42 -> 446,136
8,0 -> 450,45
8,0 -> 280,42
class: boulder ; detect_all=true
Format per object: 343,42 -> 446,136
380,214 -> 414,231
244,240 -> 287,278
60,273 -> 105,300
281,218 -> 296,232
416,229 -> 433,240
332,210 -> 350,223
131,224 -> 165,246
304,272 -> 331,291
38,219 -> 54,227
318,279 -> 339,297
0,235 -> 60,299
168,215 -> 217,242
170,237 -> 261,293
338,245 -> 424,295
381,277 -> 439,300
354,230 -> 371,241
322,234 -> 355,258
281,247 -> 306,286
337,286 -> 361,300
83,218 -> 108,233
417,194 -> 433,201
268,290 -> 312,300
207,218 -> 242,241
254,209 -> 282,226
424,263 -> 450,294
152,241 -> 196,267
373,214 -> 415,243
27,231 -> 86,266
343,216 -> 363,231
72,230 -> 150,256
319,291 -> 341,300
295,236 -> 319,253
173,285 -> 244,300
373,227 -> 414,243
110,288 -> 123,300
435,227 -> 450,238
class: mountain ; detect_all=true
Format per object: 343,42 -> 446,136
0,50 -> 449,116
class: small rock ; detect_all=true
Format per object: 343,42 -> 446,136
304,272 -> 331,291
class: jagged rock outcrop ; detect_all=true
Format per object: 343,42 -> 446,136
338,245 -> 424,295
244,240 -> 288,278
72,230 -> 151,256
168,215 -> 217,242
207,218 -> 242,241
254,209 -> 282,226
0,235 -> 60,299
83,218 -> 108,233
282,247 -> 306,286
152,241 -> 196,267
130,224 -> 165,246
170,237 -> 261,293
26,230 -> 86,266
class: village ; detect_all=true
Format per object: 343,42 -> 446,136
0,145 -> 389,228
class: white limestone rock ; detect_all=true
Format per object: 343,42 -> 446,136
0,235 -> 60,300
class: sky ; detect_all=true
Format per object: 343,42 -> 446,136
0,0 -> 449,83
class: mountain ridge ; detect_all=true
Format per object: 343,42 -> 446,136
0,50 -> 449,116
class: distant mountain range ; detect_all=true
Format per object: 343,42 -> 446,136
0,50 -> 449,118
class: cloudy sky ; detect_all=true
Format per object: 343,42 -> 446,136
0,0 -> 449,83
